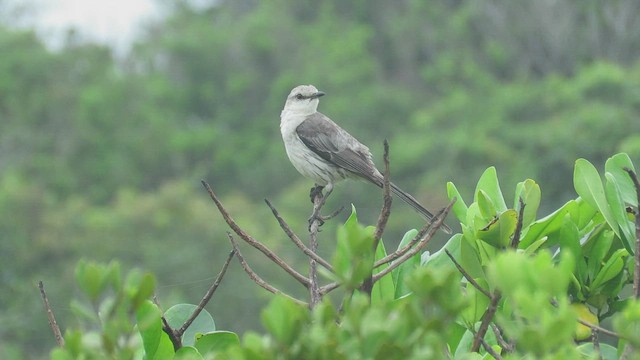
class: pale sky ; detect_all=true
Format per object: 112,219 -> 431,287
4,0 -> 164,53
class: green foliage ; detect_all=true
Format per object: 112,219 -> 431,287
49,154 -> 640,359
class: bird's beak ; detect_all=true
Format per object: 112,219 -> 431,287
311,91 -> 325,99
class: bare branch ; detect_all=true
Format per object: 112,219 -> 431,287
201,180 -> 310,287
153,296 -> 182,351
308,186 -> 329,308
264,199 -> 334,272
374,205 -> 450,268
511,198 -> 526,249
479,336 -> 503,360
445,249 -> 492,299
38,281 -> 65,347
176,249 -> 236,338
362,140 -> 393,296
228,233 -> 307,307
491,323 -> 512,353
577,318 -> 621,338
374,139 -> 392,243
372,200 -> 455,283
471,290 -> 502,352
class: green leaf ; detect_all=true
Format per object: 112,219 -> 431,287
371,238 -> 394,303
476,190 -> 497,220
605,172 -> 635,253
194,331 -> 240,355
474,167 -> 507,213
605,153 -> 637,206
164,304 -> 216,346
514,179 -> 541,228
476,209 -> 518,248
574,158 -> 621,239
136,300 -> 175,359
520,200 -> 576,248
591,249 -> 628,290
132,272 -> 156,308
460,278 -> 490,325
577,343 -> 618,360
391,229 -> 420,299
332,208 -> 375,288
447,181 -> 469,224
261,295 -> 308,345
75,260 -> 107,302
174,346 -> 203,360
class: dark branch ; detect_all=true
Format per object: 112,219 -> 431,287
511,198 -> 526,249
471,290 -> 502,352
176,249 -> 235,338
227,233 -> 307,307
153,296 -> 183,350
374,139 -> 392,243
624,167 -> 640,299
445,249 -> 492,299
38,281 -> 65,347
362,140 -> 393,296
201,180 -> 310,287
264,199 -> 334,272
374,205 -> 450,268
371,200 -> 455,283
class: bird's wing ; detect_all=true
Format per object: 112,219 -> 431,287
296,112 -> 380,182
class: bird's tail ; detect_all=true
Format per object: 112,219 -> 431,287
390,182 -> 452,234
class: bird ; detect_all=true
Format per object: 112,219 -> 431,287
279,84 -> 452,234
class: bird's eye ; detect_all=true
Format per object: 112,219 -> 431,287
295,94 -> 304,100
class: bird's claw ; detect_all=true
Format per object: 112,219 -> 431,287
309,185 -> 324,203
308,214 -> 325,231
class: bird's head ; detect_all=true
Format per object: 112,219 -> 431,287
283,85 -> 325,115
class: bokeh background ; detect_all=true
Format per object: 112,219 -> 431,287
2,0 -> 640,358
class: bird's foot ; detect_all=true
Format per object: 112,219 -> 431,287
309,185 -> 324,203
307,206 -> 345,232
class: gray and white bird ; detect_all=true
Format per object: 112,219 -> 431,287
280,84 -> 451,234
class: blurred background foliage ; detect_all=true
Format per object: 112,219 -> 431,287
1,0 -> 640,358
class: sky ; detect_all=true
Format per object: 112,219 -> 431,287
3,0 -> 164,53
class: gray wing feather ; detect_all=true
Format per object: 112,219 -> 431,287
296,112 -> 381,182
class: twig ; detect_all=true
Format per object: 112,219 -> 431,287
228,233 -> 307,307
471,290 -> 502,352
624,167 -> 640,299
445,249 -> 492,299
490,323 -> 512,353
371,200 -> 455,283
374,139 -> 392,243
176,249 -> 235,338
201,180 -> 310,287
38,281 -> 65,347
479,336 -> 503,360
308,187 -> 328,308
362,140 -> 393,296
577,318 -> 620,338
153,296 -> 182,350
374,205 -> 449,268
511,198 -> 525,249
264,199 -> 334,272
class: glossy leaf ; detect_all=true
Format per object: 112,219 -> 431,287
605,153 -> 638,206
476,209 -> 518,248
447,181 -> 469,224
574,158 -> 620,239
514,179 -> 541,228
474,167 -> 507,213
194,331 -> 240,355
136,300 -> 174,359
165,304 -> 216,346
605,172 -> 635,253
